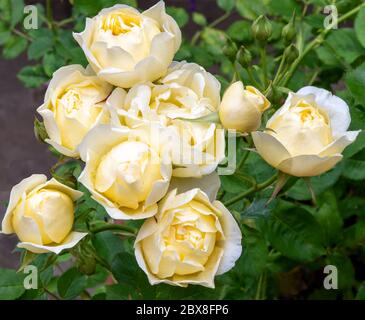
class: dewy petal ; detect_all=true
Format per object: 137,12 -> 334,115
213,201 -> 242,275
17,231 -> 88,254
296,86 -> 351,138
277,154 -> 343,177
1,174 -> 47,234
252,131 -> 291,167
319,131 -> 361,157
168,172 -> 221,202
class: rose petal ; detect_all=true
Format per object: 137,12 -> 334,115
17,231 -> 88,254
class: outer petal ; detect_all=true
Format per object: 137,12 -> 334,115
1,174 -> 47,234
17,231 -> 88,254
168,172 -> 221,202
43,178 -> 83,201
277,154 -> 343,177
252,131 -> 291,167
213,201 -> 242,275
319,131 -> 360,157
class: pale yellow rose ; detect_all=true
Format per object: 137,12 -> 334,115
37,65 -> 113,157
1,174 -> 87,254
219,81 -> 270,133
252,86 -> 360,177
106,61 -> 225,178
73,1 -> 181,88
135,188 -> 242,288
78,124 -> 172,220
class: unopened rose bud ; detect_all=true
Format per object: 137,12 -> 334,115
284,44 -> 299,64
219,81 -> 271,133
282,12 -> 296,43
223,38 -> 238,62
251,15 -> 272,42
236,46 -> 252,68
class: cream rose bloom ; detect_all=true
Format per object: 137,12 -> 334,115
37,65 -> 113,157
1,174 -> 87,254
252,86 -> 360,177
106,61 -> 225,178
135,188 -> 242,288
219,81 -> 270,133
78,124 -> 172,220
73,1 -> 181,88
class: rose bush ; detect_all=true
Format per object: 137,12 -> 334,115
1,0 -> 365,301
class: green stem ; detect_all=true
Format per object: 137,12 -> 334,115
246,67 -> 262,89
260,46 -> 268,87
280,2 -> 365,87
90,223 -> 137,236
191,11 -> 231,45
223,172 -> 278,207
46,0 -> 54,30
272,54 -> 286,86
56,17 -> 74,27
12,29 -> 32,41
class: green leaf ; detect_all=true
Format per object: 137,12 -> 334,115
91,231 -> 125,266
73,0 -> 137,16
110,252 -> 157,299
327,29 -> 364,64
342,159 -> 365,181
217,0 -> 235,12
27,34 -> 53,60
314,190 -> 343,246
0,21 -> 11,45
43,53 -> 64,77
166,7 -> 189,28
227,21 -> 253,42
220,174 -> 251,193
343,219 -> 365,248
287,165 -> 343,201
17,65 -> 48,88
346,65 -> 365,108
236,0 -> 266,20
355,7 -> 365,48
356,282 -> 365,300
261,206 -> 325,262
267,0 -> 300,19
0,268 -> 26,300
326,253 -> 355,290
2,35 -> 27,59
57,267 -> 87,299
236,227 -> 268,279
10,0 -> 25,27
192,12 -> 207,26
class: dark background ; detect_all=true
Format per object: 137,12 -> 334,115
0,0 -> 231,268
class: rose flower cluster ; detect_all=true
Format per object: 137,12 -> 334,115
1,1 -> 359,288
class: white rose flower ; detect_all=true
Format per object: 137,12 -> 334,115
252,86 -> 360,177
135,188 -> 242,288
73,1 -> 181,88
37,65 -> 113,157
78,124 -> 172,220
1,174 -> 87,254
